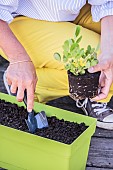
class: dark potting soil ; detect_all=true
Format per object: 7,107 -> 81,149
0,99 -> 88,144
68,70 -> 101,100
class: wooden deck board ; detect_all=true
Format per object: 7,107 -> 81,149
86,168 -> 111,170
87,136 -> 113,169
0,56 -> 113,170
94,128 -> 113,138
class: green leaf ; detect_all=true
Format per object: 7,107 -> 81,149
76,35 -> 82,44
68,39 -> 74,46
71,50 -> 78,58
70,38 -> 75,43
54,53 -> 61,61
67,53 -> 72,58
90,60 -> 98,67
63,50 -> 68,56
86,61 -> 90,68
75,26 -> 80,38
70,43 -> 78,52
91,52 -> 97,59
65,63 -> 70,70
80,69 -> 85,75
63,55 -> 68,62
79,48 -> 84,56
62,40 -> 69,51
87,45 -> 91,53
90,48 -> 95,54
75,48 -> 81,57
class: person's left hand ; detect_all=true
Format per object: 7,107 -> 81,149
88,52 -> 113,101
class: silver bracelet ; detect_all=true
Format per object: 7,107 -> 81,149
10,60 -> 32,65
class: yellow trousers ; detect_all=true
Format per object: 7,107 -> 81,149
1,4 -> 113,103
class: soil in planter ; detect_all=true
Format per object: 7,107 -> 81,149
0,99 -> 88,144
68,70 -> 101,100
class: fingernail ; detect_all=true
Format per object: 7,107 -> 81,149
88,67 -> 94,73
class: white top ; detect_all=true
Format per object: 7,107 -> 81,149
0,0 -> 113,24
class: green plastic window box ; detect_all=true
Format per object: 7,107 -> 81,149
0,92 -> 96,170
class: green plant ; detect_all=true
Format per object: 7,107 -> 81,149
54,26 -> 99,76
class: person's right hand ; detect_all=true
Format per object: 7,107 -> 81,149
6,60 -> 38,112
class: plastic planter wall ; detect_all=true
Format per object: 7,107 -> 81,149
0,92 -> 96,170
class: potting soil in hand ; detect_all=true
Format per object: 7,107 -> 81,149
0,99 -> 88,144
